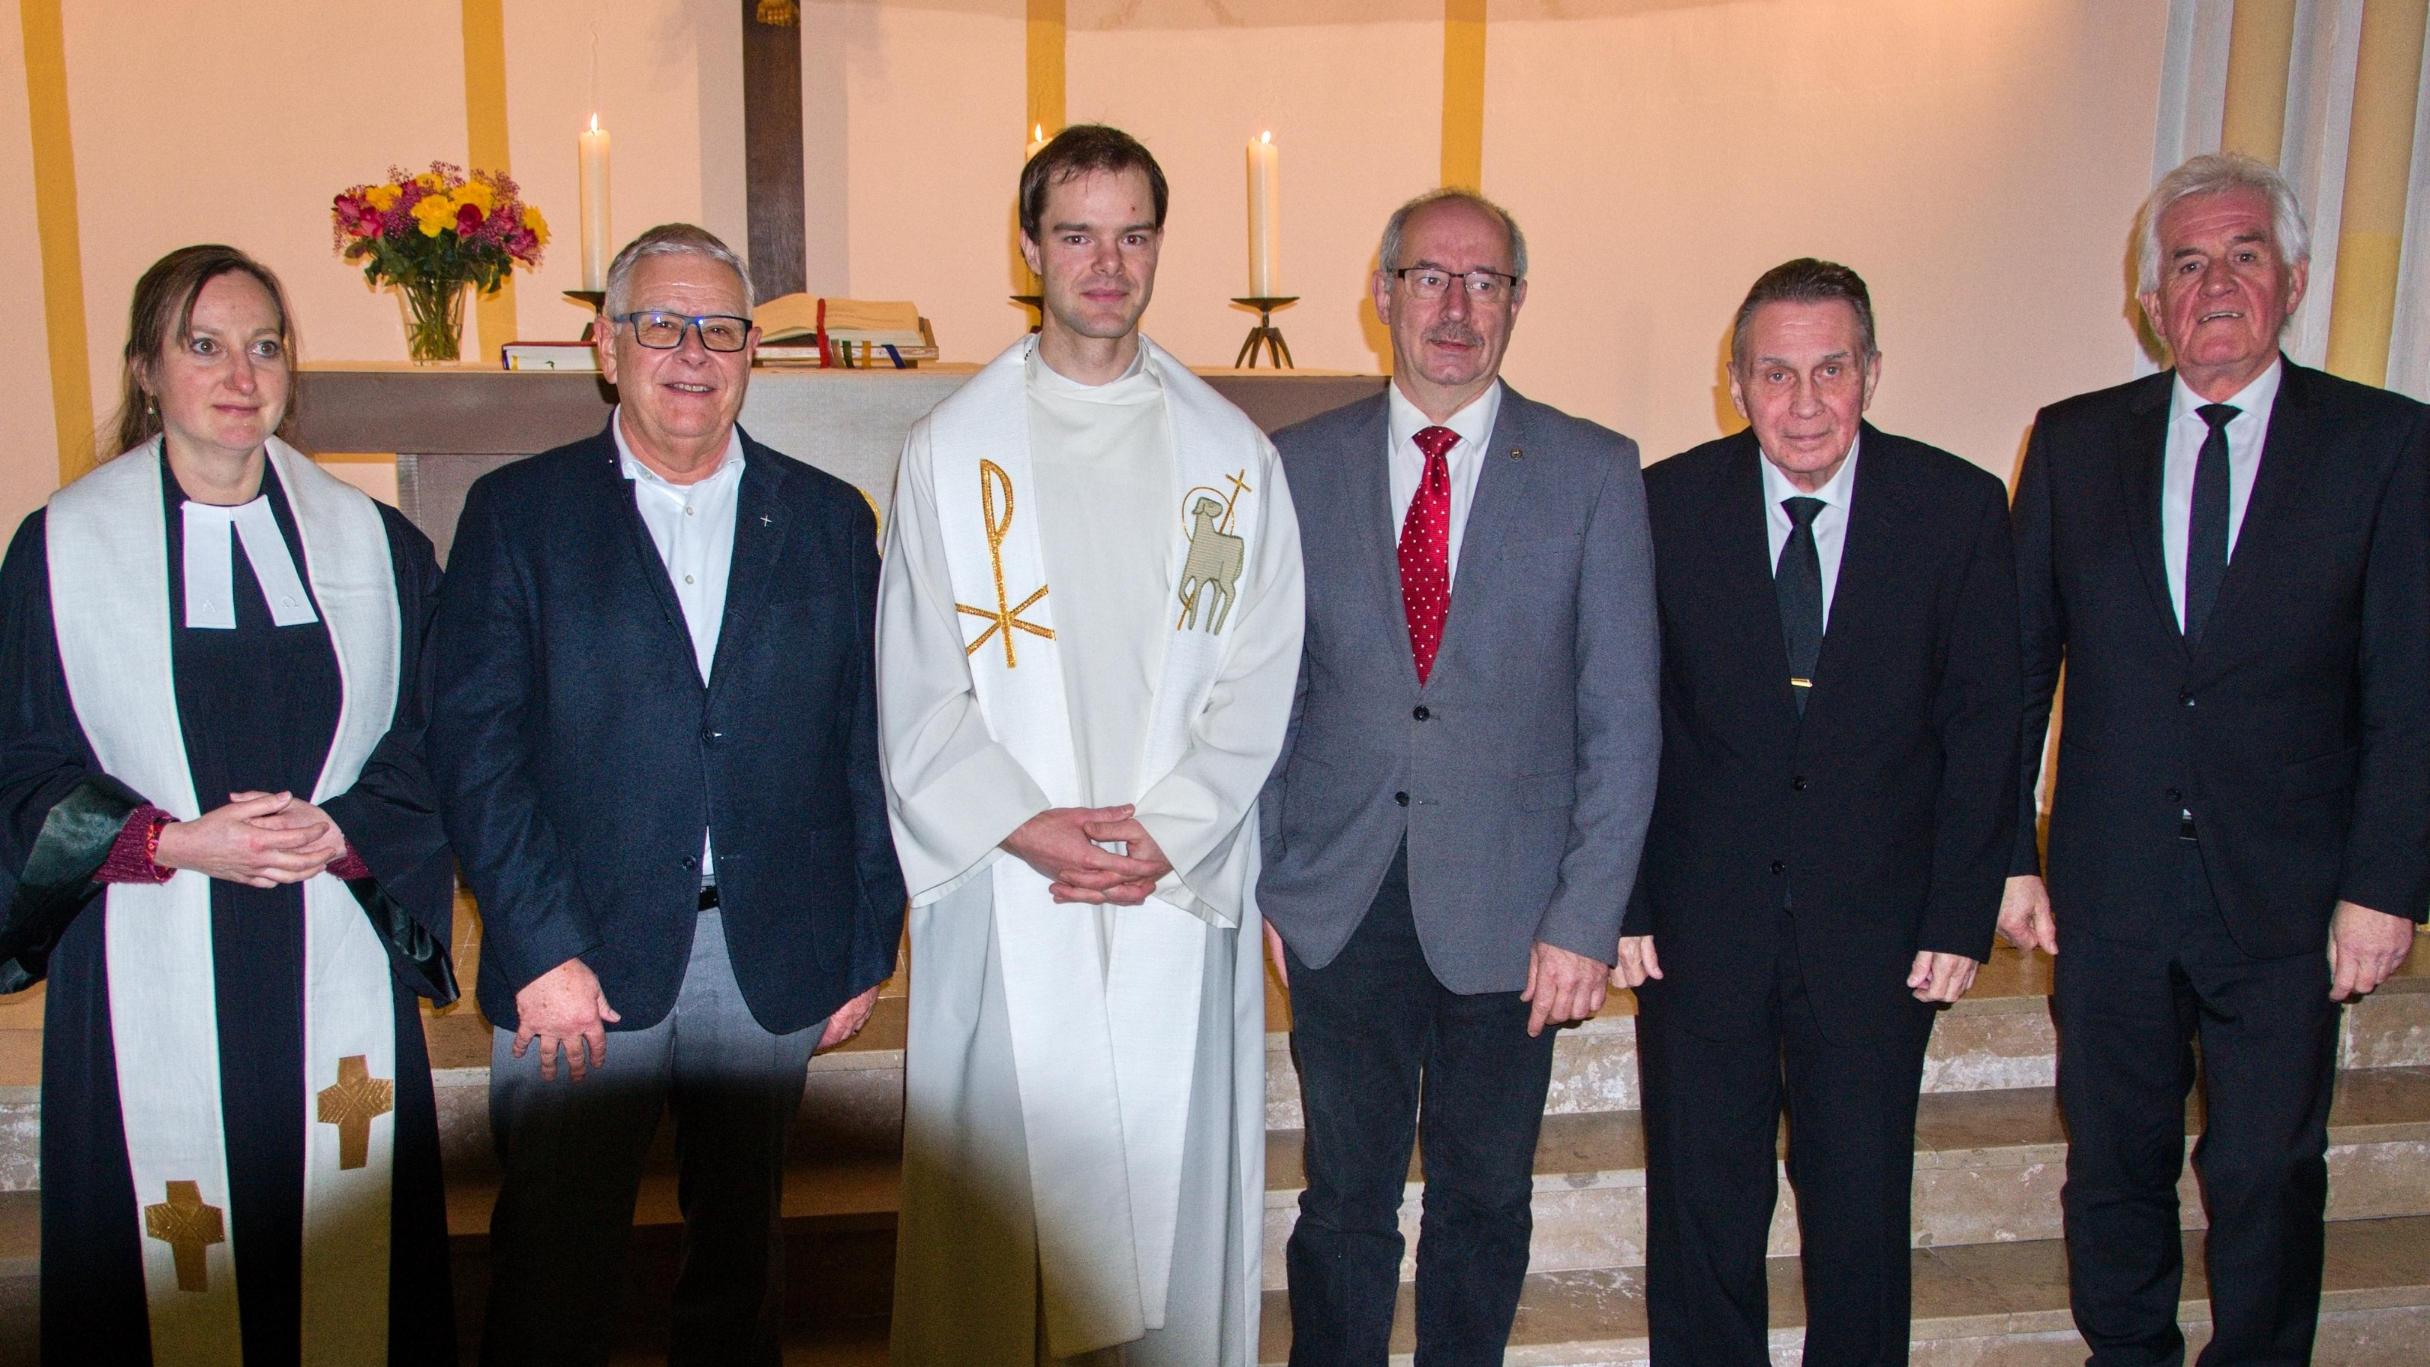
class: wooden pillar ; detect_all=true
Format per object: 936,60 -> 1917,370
2220,0 -> 2298,162
741,1 -> 808,301
2325,0 -> 2429,385
1441,0 -> 1486,190
22,0 -> 93,483
462,0 -> 517,353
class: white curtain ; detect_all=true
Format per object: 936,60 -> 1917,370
2275,0 -> 2366,370
2385,27 -> 2430,402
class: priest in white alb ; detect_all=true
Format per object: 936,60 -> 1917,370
878,125 -> 1304,1365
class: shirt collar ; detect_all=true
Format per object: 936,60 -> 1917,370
611,406 -> 745,490
1758,430 -> 1861,512
2169,356 -> 2283,424
1388,379 -> 1503,458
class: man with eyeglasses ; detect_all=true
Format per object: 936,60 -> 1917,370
431,222 -> 904,1365
1257,188 -> 1658,1363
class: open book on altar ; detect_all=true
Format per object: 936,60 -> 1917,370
754,294 -> 939,365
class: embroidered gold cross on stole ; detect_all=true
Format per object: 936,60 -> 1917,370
316,1054 -> 396,1171
956,460 -> 1054,667
144,1180 -> 226,1292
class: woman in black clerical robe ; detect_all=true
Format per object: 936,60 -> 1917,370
0,245 -> 457,1364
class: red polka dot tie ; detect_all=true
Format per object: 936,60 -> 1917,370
1399,425 -> 1458,685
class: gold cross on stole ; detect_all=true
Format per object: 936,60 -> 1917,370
316,1054 -> 396,1171
143,1180 -> 226,1292
955,460 -> 1054,668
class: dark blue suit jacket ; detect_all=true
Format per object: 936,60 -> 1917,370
2013,359 -> 2430,954
1628,424 -> 2020,1042
430,425 -> 904,1033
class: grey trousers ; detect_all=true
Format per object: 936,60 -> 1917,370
479,911 -> 822,1367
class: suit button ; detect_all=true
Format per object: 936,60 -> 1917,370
1792,776 -> 1808,792
1770,860 -> 1786,876
1394,791 -> 1410,807
2180,690 -> 2196,708
1412,705 -> 1431,721
681,855 -> 700,871
701,728 -> 721,744
2165,786 -> 2183,804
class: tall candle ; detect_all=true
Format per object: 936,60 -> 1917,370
578,116 -> 613,292
1246,131 -> 1281,298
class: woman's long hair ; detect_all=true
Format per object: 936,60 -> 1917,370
109,245 -> 299,458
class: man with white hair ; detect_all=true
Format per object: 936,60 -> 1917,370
433,223 -> 904,1365
2003,154 -> 2429,1362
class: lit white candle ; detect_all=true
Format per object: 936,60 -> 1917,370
578,115 -> 613,292
1246,131 -> 1280,297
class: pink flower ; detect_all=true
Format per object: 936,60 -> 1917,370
457,202 -> 484,234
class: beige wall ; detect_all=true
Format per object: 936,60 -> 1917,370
1488,0 -> 2171,470
6,0 -> 2183,537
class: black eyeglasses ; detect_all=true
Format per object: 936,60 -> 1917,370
612,311 -> 755,352
1389,267 -> 1521,303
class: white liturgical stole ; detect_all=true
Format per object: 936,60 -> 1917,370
47,438 -> 402,1367
924,335 -> 1271,1357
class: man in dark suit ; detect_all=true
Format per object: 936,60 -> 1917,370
430,223 -> 905,1366
1259,188 -> 1660,1364
1619,259 -> 2019,1364
2003,154 -> 2428,1365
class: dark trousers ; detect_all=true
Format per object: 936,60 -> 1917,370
2055,846 -> 2339,1367
1636,910 -> 1934,1366
1282,846 -> 1561,1366
480,911 -> 822,1367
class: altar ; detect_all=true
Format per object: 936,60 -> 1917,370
291,363 -> 1385,560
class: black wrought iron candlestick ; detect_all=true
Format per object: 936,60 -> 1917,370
1010,294 -> 1044,335
1231,296 -> 1298,368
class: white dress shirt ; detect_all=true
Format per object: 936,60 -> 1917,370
613,407 -> 745,879
2161,359 -> 2280,630
1387,380 -> 1503,587
1760,435 -> 1861,629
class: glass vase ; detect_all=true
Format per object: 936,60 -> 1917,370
396,277 -> 470,365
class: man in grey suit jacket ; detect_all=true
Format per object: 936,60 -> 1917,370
1258,188 -> 1661,1365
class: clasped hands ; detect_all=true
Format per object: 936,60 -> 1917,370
1003,803 -> 1174,905
153,789 -> 347,888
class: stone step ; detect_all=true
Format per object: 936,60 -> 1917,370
9,1067 -> 2425,1309
1253,1214 -> 2430,1366
1256,1068 -> 2430,1291
6,944 -> 2427,1201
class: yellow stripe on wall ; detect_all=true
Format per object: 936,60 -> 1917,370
462,0 -> 517,357
2220,0 -> 2298,162
1442,0 -> 1486,189
1028,0 -> 1065,141
2324,0 -> 2429,386
22,0 -> 93,484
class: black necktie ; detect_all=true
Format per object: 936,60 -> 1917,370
2184,403 -> 2238,644
1776,496 -> 1826,715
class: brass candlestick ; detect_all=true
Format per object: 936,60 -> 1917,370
1231,296 -> 1299,368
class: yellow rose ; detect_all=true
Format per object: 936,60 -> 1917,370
412,196 -> 456,237
520,205 -> 549,243
414,170 -> 445,192
363,183 -> 400,211
455,180 -> 496,214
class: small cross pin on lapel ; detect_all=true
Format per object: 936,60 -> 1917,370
760,514 -> 774,527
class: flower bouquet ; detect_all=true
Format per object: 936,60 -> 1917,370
332,162 -> 547,363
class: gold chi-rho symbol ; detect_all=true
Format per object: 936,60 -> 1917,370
956,460 -> 1054,668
